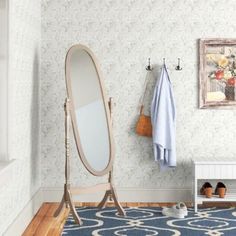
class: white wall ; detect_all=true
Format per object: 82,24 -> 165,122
0,0 -> 8,161
41,0 -> 236,191
0,0 -> 41,234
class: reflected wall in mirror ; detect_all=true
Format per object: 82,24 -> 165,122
66,45 -> 113,175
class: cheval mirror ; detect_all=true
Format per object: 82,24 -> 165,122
54,44 -> 125,224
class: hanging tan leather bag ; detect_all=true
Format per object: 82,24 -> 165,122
136,105 -> 152,137
136,70 -> 152,137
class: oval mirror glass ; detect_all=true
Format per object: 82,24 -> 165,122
66,45 -> 112,175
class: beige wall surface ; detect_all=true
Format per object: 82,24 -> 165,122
41,0 -> 236,190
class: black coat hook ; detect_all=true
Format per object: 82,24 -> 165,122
146,58 -> 153,71
175,58 -> 182,71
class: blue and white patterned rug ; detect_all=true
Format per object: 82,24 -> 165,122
62,207 -> 236,236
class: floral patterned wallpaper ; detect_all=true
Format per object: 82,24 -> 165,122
41,0 -> 236,190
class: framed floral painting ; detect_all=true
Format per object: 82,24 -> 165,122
199,39 -> 236,108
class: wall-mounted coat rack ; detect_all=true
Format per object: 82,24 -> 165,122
163,57 -> 182,71
146,58 -> 183,71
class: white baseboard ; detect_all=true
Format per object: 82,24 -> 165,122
42,187 -> 193,202
3,187 -> 192,235
3,189 -> 43,236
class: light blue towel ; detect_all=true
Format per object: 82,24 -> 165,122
151,64 -> 176,169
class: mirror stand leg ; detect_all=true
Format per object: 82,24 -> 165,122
110,186 -> 126,216
54,195 -> 65,217
97,190 -> 111,208
54,184 -> 82,225
66,188 -> 82,225
98,186 -> 125,216
98,170 -> 126,216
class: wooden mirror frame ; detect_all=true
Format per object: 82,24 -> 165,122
54,45 -> 125,224
65,44 -> 114,176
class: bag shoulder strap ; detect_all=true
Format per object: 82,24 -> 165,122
139,71 -> 152,115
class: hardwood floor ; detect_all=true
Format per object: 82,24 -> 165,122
22,203 -> 69,236
22,202 -> 236,236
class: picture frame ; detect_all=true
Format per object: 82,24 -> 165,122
199,39 -> 236,109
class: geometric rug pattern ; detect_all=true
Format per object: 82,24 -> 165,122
62,207 -> 236,236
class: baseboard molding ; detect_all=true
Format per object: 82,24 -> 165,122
3,189 -> 43,236
42,187 -> 193,202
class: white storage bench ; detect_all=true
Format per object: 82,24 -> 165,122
192,158 -> 236,212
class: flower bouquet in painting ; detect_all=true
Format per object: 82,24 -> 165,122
199,39 -> 236,108
207,54 -> 236,101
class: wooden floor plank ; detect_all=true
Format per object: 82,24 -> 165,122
33,204 -> 59,236
47,207 -> 69,236
23,202 -> 236,236
22,203 -> 51,236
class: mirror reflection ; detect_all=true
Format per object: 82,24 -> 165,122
70,49 -> 110,172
